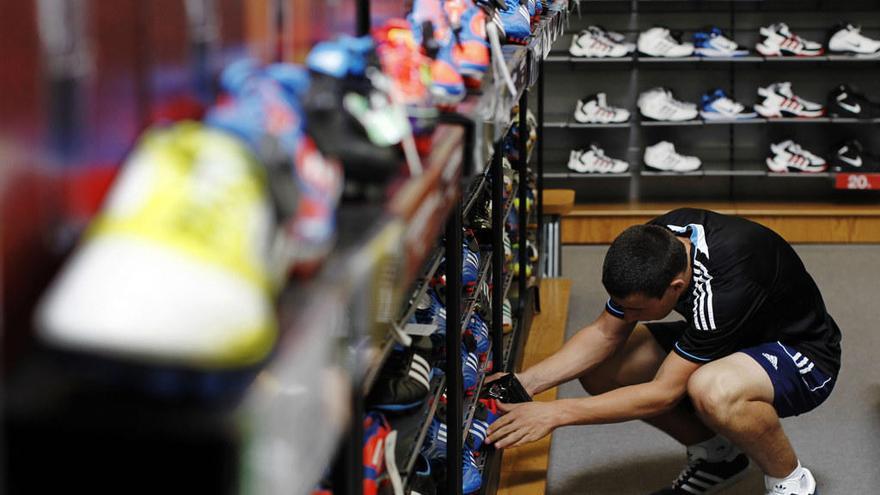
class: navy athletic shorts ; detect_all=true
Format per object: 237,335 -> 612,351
646,321 -> 837,418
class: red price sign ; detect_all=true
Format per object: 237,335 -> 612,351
834,173 -> 880,190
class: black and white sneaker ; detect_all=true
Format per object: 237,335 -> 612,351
831,139 -> 880,172
574,93 -> 631,123
650,452 -> 750,494
827,84 -> 880,119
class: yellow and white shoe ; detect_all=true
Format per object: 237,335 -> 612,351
37,122 -> 278,370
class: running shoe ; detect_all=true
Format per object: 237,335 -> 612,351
828,23 -> 880,56
444,0 -> 491,84
644,141 -> 702,172
827,84 -> 880,118
693,27 -> 749,57
465,313 -> 491,355
766,467 -> 817,495
409,0 -> 467,104
498,0 -> 532,44
830,139 -> 879,172
36,122 -> 278,370
638,27 -> 694,57
462,448 -> 482,493
650,452 -> 750,494
207,60 -> 345,276
766,140 -> 827,173
755,82 -> 825,118
368,336 -> 436,410
700,89 -> 758,120
756,23 -> 823,57
569,27 -> 633,58
638,87 -> 698,121
574,93 -> 630,123
463,343 -> 481,390
567,145 -> 629,174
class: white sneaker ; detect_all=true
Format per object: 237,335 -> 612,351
638,27 -> 695,57
828,23 -> 880,56
767,140 -> 827,173
756,23 -> 824,57
569,28 -> 632,58
568,145 -> 629,174
754,82 -> 825,118
638,87 -> 698,121
574,93 -> 630,123
765,467 -> 817,495
644,141 -> 702,172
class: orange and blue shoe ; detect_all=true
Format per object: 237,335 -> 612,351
409,0 -> 467,105
445,0 -> 491,86
363,412 -> 392,495
499,0 -> 532,45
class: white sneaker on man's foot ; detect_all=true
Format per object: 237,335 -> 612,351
766,467 -> 817,495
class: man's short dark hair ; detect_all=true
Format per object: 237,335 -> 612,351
602,224 -> 687,300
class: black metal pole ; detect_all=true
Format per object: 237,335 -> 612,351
516,56 -> 530,322
331,382 -> 363,495
356,0 -> 371,36
445,201 -> 463,495
536,57 -> 545,280
491,140 -> 504,375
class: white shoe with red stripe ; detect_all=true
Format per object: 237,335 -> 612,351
756,23 -> 824,57
574,93 -> 631,123
568,145 -> 630,174
767,140 -> 827,173
569,29 -> 632,58
755,82 -> 825,118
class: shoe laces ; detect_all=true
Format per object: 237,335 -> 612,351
671,453 -> 705,488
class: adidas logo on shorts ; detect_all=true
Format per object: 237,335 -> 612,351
762,353 -> 779,370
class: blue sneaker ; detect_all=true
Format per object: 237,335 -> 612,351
693,27 -> 749,57
700,89 -> 758,121
463,448 -> 483,493
499,0 -> 532,44
414,287 -> 447,335
463,343 -> 480,390
422,417 -> 448,461
409,0 -> 467,104
465,314 -> 491,355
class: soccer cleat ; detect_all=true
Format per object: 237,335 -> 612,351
830,139 -> 880,173
569,27 -> 633,58
502,298 -> 513,332
468,398 -> 502,450
465,314 -> 491,355
650,452 -> 750,494
462,448 -> 482,493
755,82 -> 825,118
498,0 -> 532,44
444,0 -> 491,84
756,23 -> 823,57
766,467 -> 817,495
766,140 -> 827,173
638,27 -> 695,57
700,89 -> 758,120
574,93 -> 630,123
463,231 -> 482,293
638,88 -> 699,121
567,145 -> 629,174
36,122 -> 278,371
693,27 -> 749,57
409,0 -> 467,104
363,412 -> 393,495
827,84 -> 880,118
828,23 -> 880,56
414,287 -> 448,334
368,336 -> 436,410
644,141 -> 702,172
463,343 -> 481,390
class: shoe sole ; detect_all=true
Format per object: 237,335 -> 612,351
701,111 -> 759,121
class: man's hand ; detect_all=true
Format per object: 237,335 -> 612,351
485,401 -> 559,449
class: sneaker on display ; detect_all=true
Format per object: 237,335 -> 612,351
700,89 -> 758,120
693,27 -> 749,57
644,141 -> 702,172
367,336 -> 436,410
649,452 -> 750,494
569,26 -> 634,58
767,140 -> 827,173
408,454 -> 437,495
755,82 -> 825,118
574,93 -> 631,123
827,84 -> 880,118
638,87 -> 699,121
498,0 -> 532,44
765,467 -> 817,495
828,23 -> 880,56
755,23 -> 824,57
567,145 -> 630,174
637,27 -> 695,57
831,139 -> 880,172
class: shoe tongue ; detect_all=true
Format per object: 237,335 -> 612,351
775,23 -> 791,36
777,82 -> 793,97
686,445 -> 711,462
596,93 -> 608,106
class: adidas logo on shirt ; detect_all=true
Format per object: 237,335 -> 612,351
762,353 -> 779,370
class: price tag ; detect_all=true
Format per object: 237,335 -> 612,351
834,173 -> 880,190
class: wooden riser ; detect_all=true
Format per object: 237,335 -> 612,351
561,202 -> 880,244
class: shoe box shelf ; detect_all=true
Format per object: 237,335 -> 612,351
541,1 -> 880,203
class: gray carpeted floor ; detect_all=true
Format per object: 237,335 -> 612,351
545,245 -> 880,495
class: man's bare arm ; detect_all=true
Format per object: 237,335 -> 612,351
517,310 -> 636,396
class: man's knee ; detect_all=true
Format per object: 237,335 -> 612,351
687,366 -> 741,424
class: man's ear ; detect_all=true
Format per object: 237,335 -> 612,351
669,277 -> 688,296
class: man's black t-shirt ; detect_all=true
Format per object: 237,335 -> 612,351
607,208 -> 842,375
